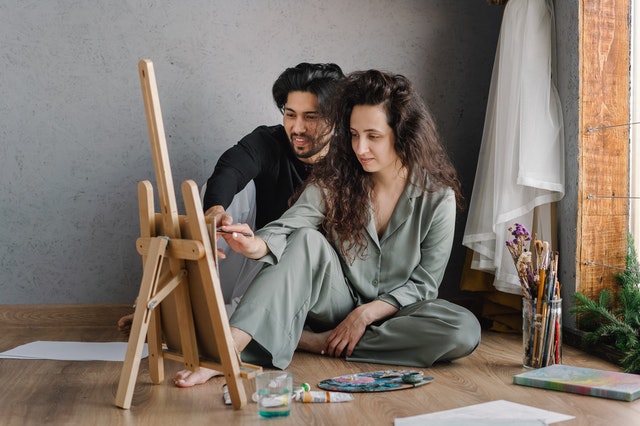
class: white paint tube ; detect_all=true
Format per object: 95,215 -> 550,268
294,391 -> 354,403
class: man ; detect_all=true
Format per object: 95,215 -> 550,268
203,62 -> 344,309
118,62 -> 344,333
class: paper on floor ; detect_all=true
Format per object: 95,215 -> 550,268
0,341 -> 147,361
394,400 -> 574,425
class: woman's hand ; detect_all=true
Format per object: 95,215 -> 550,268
322,307 -> 368,357
322,300 -> 398,358
216,224 -> 269,260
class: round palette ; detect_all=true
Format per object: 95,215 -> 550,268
317,370 -> 434,393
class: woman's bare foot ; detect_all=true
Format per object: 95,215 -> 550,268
117,314 -> 134,335
172,328 -> 250,388
174,367 -> 223,388
297,329 -> 332,354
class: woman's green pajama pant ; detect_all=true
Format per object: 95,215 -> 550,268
229,229 -> 481,369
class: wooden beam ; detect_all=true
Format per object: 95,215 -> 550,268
578,0 -> 630,302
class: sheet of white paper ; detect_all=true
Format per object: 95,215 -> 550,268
0,341 -> 147,362
394,400 -> 574,426
398,419 -> 545,426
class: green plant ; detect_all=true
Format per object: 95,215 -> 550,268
571,234 -> 640,373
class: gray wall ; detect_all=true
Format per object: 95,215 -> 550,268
554,0 -> 580,330
1,1 -> 503,304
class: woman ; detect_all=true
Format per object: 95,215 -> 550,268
175,70 -> 480,387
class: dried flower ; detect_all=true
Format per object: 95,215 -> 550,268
505,223 -> 536,298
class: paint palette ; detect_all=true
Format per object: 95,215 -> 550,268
318,370 -> 434,393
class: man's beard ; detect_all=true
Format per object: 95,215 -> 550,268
291,133 -> 330,160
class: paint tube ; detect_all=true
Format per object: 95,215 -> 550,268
294,391 -> 354,403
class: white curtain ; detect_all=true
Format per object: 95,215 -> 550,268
463,0 -> 565,294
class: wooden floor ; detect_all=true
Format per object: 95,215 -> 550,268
1,304 -> 639,425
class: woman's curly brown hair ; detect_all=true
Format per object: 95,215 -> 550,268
298,70 -> 462,262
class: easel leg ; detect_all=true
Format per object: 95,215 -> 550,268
147,309 -> 164,384
137,180 -> 164,383
115,237 -> 168,409
181,180 -> 252,409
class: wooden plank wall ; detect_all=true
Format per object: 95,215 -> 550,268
577,0 -> 630,302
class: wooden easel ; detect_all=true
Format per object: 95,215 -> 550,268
115,59 -> 259,410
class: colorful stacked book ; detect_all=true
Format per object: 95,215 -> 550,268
513,364 -> 640,401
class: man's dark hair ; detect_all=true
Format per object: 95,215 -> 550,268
272,63 -> 344,112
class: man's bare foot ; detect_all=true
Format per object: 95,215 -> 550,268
117,314 -> 134,335
297,329 -> 332,354
174,367 -> 223,388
